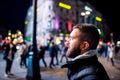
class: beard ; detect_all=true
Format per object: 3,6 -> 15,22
66,45 -> 81,58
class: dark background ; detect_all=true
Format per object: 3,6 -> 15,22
82,0 -> 119,41
0,0 -> 119,40
0,0 -> 31,34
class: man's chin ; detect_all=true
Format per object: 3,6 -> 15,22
66,52 -> 71,58
66,53 -> 74,58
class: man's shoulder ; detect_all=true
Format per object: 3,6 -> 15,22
72,65 -> 109,80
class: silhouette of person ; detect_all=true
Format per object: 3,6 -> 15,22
3,38 -> 17,77
38,45 -> 47,67
20,41 -> 28,68
48,42 -> 56,68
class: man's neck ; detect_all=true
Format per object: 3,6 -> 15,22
71,49 -> 97,61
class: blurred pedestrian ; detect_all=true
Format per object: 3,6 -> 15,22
107,43 -> 115,66
2,38 -> 17,77
97,39 -> 105,56
54,44 -> 59,65
61,23 -> 110,80
20,41 -> 28,68
38,45 -> 47,67
60,44 -> 68,63
48,42 -> 56,68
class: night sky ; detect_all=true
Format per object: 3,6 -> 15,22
0,0 -> 31,34
0,0 -> 119,40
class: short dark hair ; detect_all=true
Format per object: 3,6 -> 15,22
73,23 -> 100,49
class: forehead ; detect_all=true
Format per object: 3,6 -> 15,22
70,28 -> 81,36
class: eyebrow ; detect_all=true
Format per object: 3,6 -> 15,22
70,35 -> 79,37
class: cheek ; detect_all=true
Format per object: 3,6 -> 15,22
67,40 -> 80,58
69,40 -> 74,48
69,40 -> 78,50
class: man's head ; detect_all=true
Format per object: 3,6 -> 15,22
66,23 -> 100,58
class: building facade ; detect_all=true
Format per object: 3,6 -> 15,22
25,0 -> 105,45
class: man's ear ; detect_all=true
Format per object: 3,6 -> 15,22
81,41 -> 90,51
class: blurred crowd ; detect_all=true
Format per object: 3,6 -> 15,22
0,36 -> 69,77
0,32 -> 120,78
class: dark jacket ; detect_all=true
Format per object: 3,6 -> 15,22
49,45 -> 56,57
39,46 -> 45,58
61,54 -> 110,80
3,43 -> 16,60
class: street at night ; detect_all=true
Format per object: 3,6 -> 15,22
0,51 -> 120,80
0,0 -> 120,80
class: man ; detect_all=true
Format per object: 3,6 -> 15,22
61,23 -> 110,80
3,38 -> 17,77
20,41 -> 28,68
48,42 -> 56,68
38,45 -> 47,67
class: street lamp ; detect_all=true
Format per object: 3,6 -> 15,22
26,0 -> 41,80
81,11 -> 91,23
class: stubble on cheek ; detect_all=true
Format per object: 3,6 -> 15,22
66,44 -> 80,58
66,46 -> 74,58
66,48 -> 70,57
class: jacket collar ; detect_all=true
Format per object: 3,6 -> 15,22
61,50 -> 98,68
71,49 -> 97,61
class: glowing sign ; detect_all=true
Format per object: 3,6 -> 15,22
68,21 -> 72,31
96,16 -> 102,22
55,16 -> 59,30
84,6 -> 92,12
59,2 -> 71,10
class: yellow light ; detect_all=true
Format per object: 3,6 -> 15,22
7,37 -> 11,40
55,37 -> 61,45
96,16 -> 102,22
8,32 -> 11,36
13,38 -> 18,45
24,20 -> 29,24
59,2 -> 71,10
8,30 -> 11,36
18,31 -> 21,35
14,34 -> 17,38
12,34 -> 15,38
65,34 -> 70,37
37,8 -> 40,12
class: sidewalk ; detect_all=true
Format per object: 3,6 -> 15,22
98,56 -> 120,80
0,52 -> 120,80
0,52 -> 68,80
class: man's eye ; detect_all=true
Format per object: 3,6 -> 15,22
69,36 -> 74,40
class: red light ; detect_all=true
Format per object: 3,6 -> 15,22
68,21 -> 72,31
